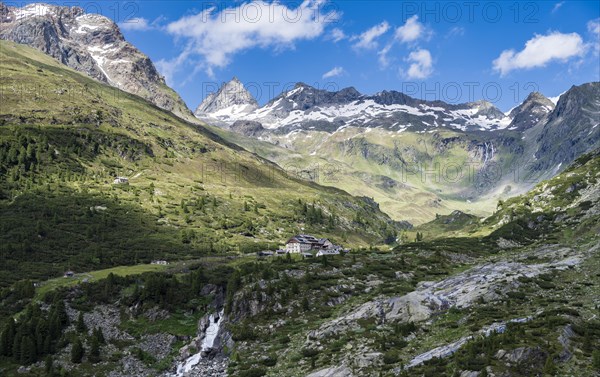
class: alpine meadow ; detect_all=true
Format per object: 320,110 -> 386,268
0,2 -> 599,377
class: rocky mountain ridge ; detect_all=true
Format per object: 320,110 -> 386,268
197,79 -> 515,132
201,79 -> 600,223
194,77 -> 259,122
0,2 -> 195,121
507,91 -> 556,131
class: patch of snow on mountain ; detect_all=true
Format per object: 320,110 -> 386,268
286,86 -> 304,97
73,14 -> 112,34
211,104 -> 257,120
15,4 -> 54,21
86,44 -> 121,84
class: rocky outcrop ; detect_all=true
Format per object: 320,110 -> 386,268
403,316 -> 531,370
557,324 -> 575,362
200,284 -> 226,310
533,82 -> 600,174
230,120 -> 265,137
305,366 -> 355,377
459,371 -> 480,377
496,237 -> 522,249
194,77 -> 258,121
310,249 -> 580,340
508,92 -> 555,130
498,346 -> 548,371
0,2 -> 194,121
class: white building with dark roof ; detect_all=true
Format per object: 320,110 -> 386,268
285,234 -> 319,253
285,234 -> 342,254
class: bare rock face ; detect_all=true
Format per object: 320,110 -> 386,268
508,92 -> 555,130
534,82 -> 600,172
0,3 -> 194,121
310,250 -> 580,341
230,120 -> 265,137
500,346 -> 548,372
305,366 -> 355,377
194,77 -> 259,121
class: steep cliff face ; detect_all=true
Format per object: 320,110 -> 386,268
532,82 -> 600,173
0,2 -> 195,121
508,92 -> 555,131
194,77 -> 259,123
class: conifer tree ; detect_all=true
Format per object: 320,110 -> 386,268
12,332 -> 22,362
93,327 -> 105,344
71,338 -> 84,364
0,319 -> 15,356
592,350 -> 600,370
76,312 -> 86,333
20,336 -> 36,364
53,300 -> 68,327
44,355 -> 53,374
88,335 -> 100,363
543,354 -> 556,375
302,297 -> 310,311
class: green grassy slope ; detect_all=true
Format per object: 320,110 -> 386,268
409,148 -> 600,242
208,125 -> 527,225
0,40 -> 400,286
411,210 -> 481,240
222,148 -> 600,377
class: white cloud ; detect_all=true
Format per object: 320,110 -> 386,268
322,66 -> 345,79
375,16 -> 430,69
161,0 -> 338,78
403,49 -> 433,79
446,26 -> 465,38
330,28 -> 346,42
394,15 -> 425,44
119,16 -> 166,32
492,32 -> 587,76
552,2 -> 564,13
352,21 -> 389,50
588,18 -> 600,35
119,17 -> 151,31
155,48 -> 193,85
588,18 -> 600,56
378,43 -> 393,68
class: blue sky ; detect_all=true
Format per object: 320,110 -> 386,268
21,1 -> 600,111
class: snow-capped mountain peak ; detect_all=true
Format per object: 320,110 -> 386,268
0,2 -> 194,121
195,82 -> 515,133
507,92 -> 555,131
194,77 -> 259,121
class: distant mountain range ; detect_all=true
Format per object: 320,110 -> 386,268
192,77 -> 586,136
197,78 -> 600,222
195,79 -> 515,133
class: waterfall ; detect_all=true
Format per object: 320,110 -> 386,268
172,309 -> 225,376
481,142 -> 494,167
